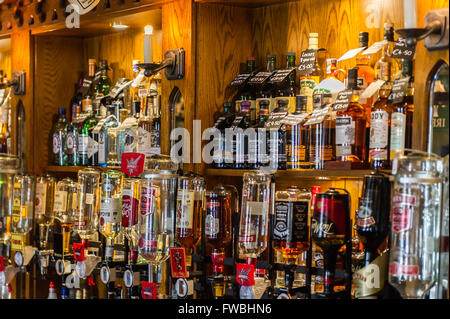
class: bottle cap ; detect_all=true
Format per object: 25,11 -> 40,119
258,99 -> 270,107
49,281 -> 55,289
359,32 -> 369,47
311,186 -> 322,194
286,52 -> 296,57
58,108 -> 66,117
240,100 -> 251,112
296,95 -> 308,108
277,98 -> 289,107
247,57 -> 256,61
223,102 -> 233,109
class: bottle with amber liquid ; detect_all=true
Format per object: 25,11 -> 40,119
325,58 -> 346,82
300,33 -> 323,113
375,23 -> 401,83
355,32 -> 375,120
390,59 -> 414,160
335,68 -> 367,162
286,95 -> 310,169
369,82 -> 392,169
276,52 -> 297,113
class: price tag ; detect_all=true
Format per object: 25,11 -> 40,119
361,40 -> 387,55
298,49 -> 317,75
304,106 -> 331,125
332,90 -> 353,112
94,70 -> 102,82
229,73 -> 252,87
268,68 -> 295,84
389,77 -> 410,104
230,115 -> 244,129
248,72 -> 274,85
265,111 -> 288,129
170,247 -> 188,278
360,80 -> 386,99
213,116 -> 226,128
391,39 -> 416,60
78,78 -> 93,96
281,113 -> 309,126
337,47 -> 365,62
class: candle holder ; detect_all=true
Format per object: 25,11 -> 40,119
396,8 -> 448,50
136,48 -> 185,80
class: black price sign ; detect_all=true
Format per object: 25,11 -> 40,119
230,115 -> 243,129
94,70 -> 102,82
268,68 -> 295,84
229,73 -> 252,87
298,49 -> 317,75
266,111 -> 288,129
78,78 -> 93,95
248,72 -> 274,85
391,40 -> 415,60
389,77 -> 410,104
333,90 -> 353,112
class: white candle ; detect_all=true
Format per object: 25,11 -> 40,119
403,0 -> 418,29
144,25 -> 153,63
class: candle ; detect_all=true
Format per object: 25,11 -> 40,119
144,25 -> 153,63
403,0 -> 418,29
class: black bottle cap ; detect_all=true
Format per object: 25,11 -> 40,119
258,99 -> 270,107
359,32 -> 369,48
286,52 -> 295,57
277,98 -> 289,107
347,68 -> 359,90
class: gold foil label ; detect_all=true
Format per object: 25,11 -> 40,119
353,252 -> 388,298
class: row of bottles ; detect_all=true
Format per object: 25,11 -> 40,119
213,23 -> 413,170
51,59 -> 161,167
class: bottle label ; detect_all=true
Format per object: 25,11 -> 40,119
388,262 -> 419,276
100,198 -> 121,224
150,130 -> 161,154
205,214 -> 220,236
335,116 -> 355,157
35,183 -> 47,218
176,190 -> 195,229
140,187 -> 157,216
390,112 -> 406,153
87,136 -> 98,159
78,134 -> 89,155
274,200 -> 309,242
353,253 -> 388,298
98,131 -> 106,163
391,193 -> 416,232
67,132 -> 76,154
121,189 -> 139,227
369,110 -> 389,159
138,127 -> 152,156
54,190 -> 68,212
239,201 -> 266,246
124,128 -> 138,153
85,193 -> 94,205
53,133 -> 62,154
12,183 -> 21,223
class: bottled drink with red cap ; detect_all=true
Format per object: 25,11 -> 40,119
47,282 -> 57,299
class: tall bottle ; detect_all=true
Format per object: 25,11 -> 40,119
390,60 -> 414,160
369,80 -> 393,169
235,57 -> 257,123
251,99 -> 270,169
257,54 -> 277,113
300,33 -> 322,113
11,175 -> 35,234
78,104 -> 97,166
99,170 -> 124,262
66,112 -> 79,166
212,102 -> 235,169
335,68 -> 367,162
35,174 -> 56,250
355,32 -> 375,120
276,52 -> 297,113
268,98 -> 288,170
95,60 -> 112,98
0,106 -> 9,154
374,23 -> 401,83
98,111 -> 119,167
286,95 -> 310,170
121,178 -> 141,264
150,99 -> 161,155
52,108 -> 68,166
231,100 -> 251,169
138,97 -> 152,159
54,177 -> 78,254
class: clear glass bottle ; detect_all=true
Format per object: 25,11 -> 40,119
54,177 -> 78,254
150,100 -> 161,155
35,174 -> 56,249
78,104 -> 97,166
11,175 -> 35,234
374,23 -> 401,83
99,170 -> 124,261
98,113 -> 119,167
121,177 -> 141,264
52,108 -> 68,166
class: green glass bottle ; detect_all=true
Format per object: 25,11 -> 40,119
52,108 -> 68,166
95,60 -> 112,97
78,105 -> 98,166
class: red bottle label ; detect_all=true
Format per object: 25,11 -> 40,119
236,263 -> 255,286
73,243 -> 85,262
140,187 -> 157,216
121,152 -> 145,177
389,262 -> 419,276
138,237 -> 157,249
211,251 -> 225,273
170,247 -> 188,278
141,282 -> 158,299
121,195 -> 139,227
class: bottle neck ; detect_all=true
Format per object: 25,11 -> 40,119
267,60 -> 276,72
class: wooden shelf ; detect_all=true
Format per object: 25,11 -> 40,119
45,166 -> 121,173
206,168 -> 391,180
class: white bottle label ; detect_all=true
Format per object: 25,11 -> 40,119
54,190 -> 68,212
124,128 -> 138,153
138,127 -> 152,156
336,116 -> 355,157
53,134 -> 62,154
205,214 -> 220,236
176,190 -> 195,229
67,132 -> 76,154
35,183 -> 47,217
369,110 -> 389,159
390,112 -> 406,152
87,136 -> 98,159
78,134 -> 89,155
98,131 -> 106,163
100,198 -> 121,223
85,193 -> 94,205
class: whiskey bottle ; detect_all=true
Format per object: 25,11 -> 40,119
52,108 -> 68,166
276,52 -> 297,112
355,32 -> 375,120
335,68 -> 367,162
374,23 -> 401,83
212,102 -> 234,169
369,82 -> 392,169
257,54 -> 277,113
325,58 -> 346,82
231,100 -> 251,169
268,98 -> 289,170
390,59 -> 414,160
286,95 -> 309,170
251,99 -> 270,168
300,33 -> 322,113
273,186 -> 311,264
235,57 -> 257,123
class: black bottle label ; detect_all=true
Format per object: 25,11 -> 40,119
274,201 -> 309,242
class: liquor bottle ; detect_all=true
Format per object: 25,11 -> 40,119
120,110 -> 139,157
335,68 -> 367,162
268,98 -> 288,170
273,186 -> 311,264
235,57 -> 257,122
308,93 -> 334,169
150,98 -> 161,155
300,33 -> 322,113
257,54 -> 277,113
129,59 -> 142,112
78,104 -> 97,166
54,177 -> 78,254
97,113 -> 119,167
35,174 -> 56,250
95,60 -> 112,98
276,52 -> 297,112
311,188 -> 351,297
369,81 -> 392,169
138,98 -> 152,159
0,106 -> 8,154
374,23 -> 401,83
47,282 -> 57,299
99,170 -> 124,262
355,32 -> 375,119
11,175 -> 35,234
52,108 -> 68,166
231,100 -> 251,169
122,178 -> 141,264
390,60 -> 414,160
212,102 -> 234,169
107,105 -> 125,167
251,99 -> 270,169
286,95 -> 309,170
66,115 -> 79,166
325,58 -> 346,82
176,173 -> 205,268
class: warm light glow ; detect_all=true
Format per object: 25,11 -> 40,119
144,25 -> 153,35
112,22 -> 129,29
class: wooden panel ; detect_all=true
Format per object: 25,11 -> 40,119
0,38 -> 11,76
